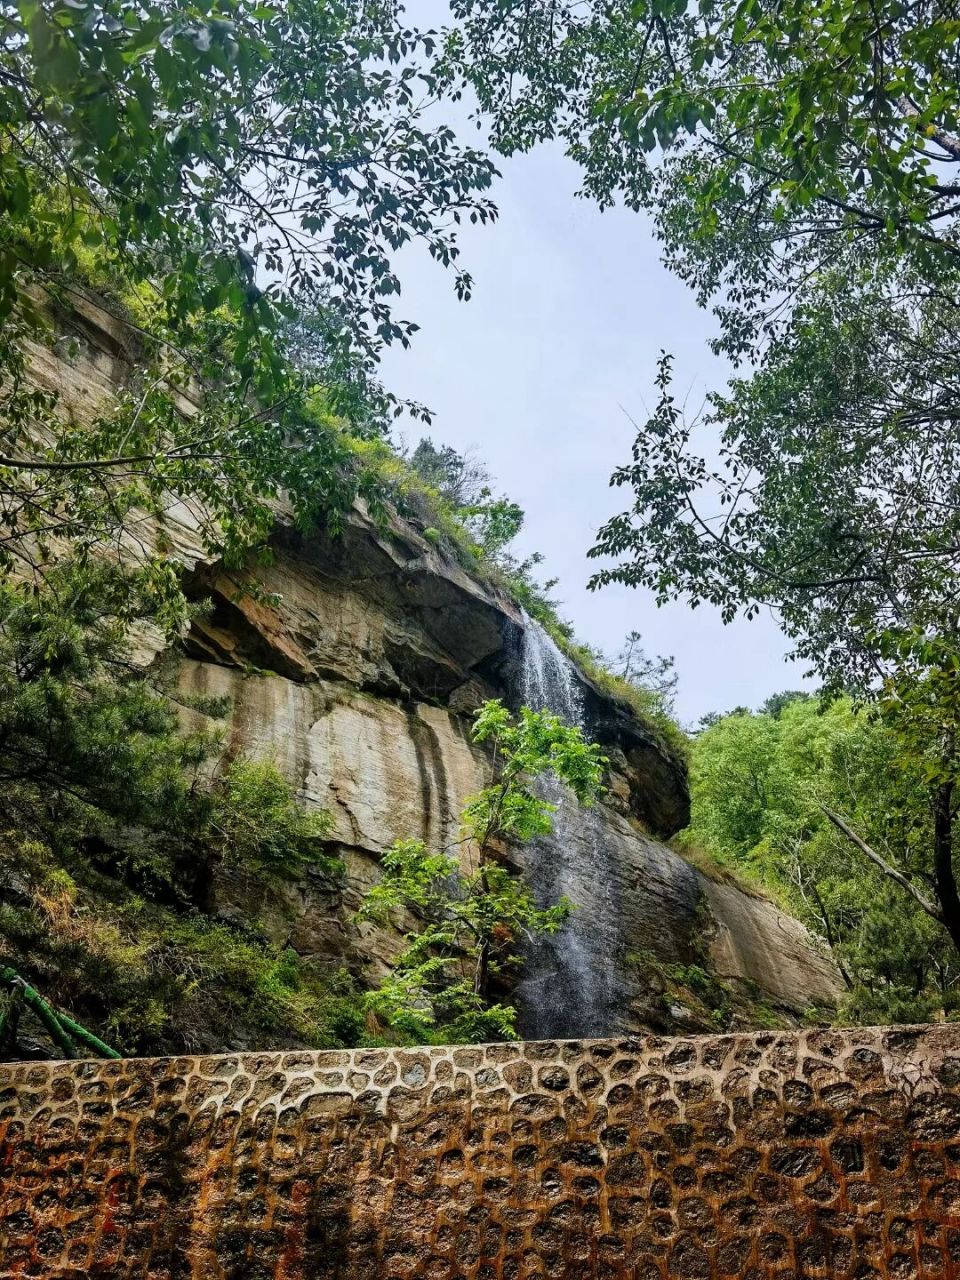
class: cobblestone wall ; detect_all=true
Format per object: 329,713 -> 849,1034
3,1026 -> 960,1278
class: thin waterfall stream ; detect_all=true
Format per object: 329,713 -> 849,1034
513,614 -> 624,1039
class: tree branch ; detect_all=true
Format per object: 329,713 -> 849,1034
900,96 -> 960,162
821,806 -> 944,922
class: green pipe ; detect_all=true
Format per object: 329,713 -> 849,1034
0,967 -> 76,1058
55,1008 -> 121,1060
0,965 -> 120,1059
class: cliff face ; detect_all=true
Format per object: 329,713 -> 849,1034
23,291 -> 842,1039
160,502 -> 841,1034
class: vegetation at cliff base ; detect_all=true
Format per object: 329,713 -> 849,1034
0,559 -> 358,1055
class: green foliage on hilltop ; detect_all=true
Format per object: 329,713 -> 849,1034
685,695 -> 960,1024
564,630 -> 688,762
349,431 -> 689,757
359,701 -> 605,1044
408,436 -> 524,563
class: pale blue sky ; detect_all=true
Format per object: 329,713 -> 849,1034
378,40 -> 800,723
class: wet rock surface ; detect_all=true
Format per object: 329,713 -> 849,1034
3,1025 -> 960,1278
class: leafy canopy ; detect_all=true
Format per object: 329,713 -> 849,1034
447,5 -> 960,828
588,321 -> 960,964
446,0 -> 960,357
686,696 -> 960,1024
4,0 -> 497,380
588,292 -> 960,693
447,3 -> 960,715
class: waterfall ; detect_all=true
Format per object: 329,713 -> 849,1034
513,614 -> 624,1039
517,614 -> 585,728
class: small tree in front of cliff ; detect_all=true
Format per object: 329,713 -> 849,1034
358,700 -> 605,1043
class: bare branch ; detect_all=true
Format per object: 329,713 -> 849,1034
821,805 -> 944,922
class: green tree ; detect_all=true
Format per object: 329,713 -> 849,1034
409,438 -> 492,508
590,348 -> 960,958
446,0 -> 960,355
686,696 -> 960,1023
587,326 -> 960,683
608,630 -> 677,715
447,1 -> 960,976
463,493 -> 525,563
358,699 -> 605,1043
408,436 -> 525,564
0,1 -> 501,617
760,691 -> 812,720
687,711 -> 778,863
0,562 -> 208,835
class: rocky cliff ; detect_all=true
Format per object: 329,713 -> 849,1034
19,290 -> 842,1042
163,509 -> 840,1034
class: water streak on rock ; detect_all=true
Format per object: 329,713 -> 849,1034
515,614 -> 626,1038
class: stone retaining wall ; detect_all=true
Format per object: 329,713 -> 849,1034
3,1026 -> 960,1277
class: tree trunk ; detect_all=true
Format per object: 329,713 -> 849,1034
806,878 -> 853,989
476,941 -> 490,1005
933,780 -> 960,953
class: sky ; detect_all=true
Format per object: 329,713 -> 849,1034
377,79 -> 803,724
